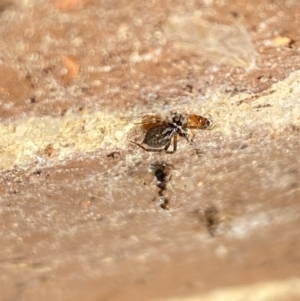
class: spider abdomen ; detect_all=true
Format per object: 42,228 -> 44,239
143,124 -> 176,148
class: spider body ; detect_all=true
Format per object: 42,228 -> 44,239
131,112 -> 213,153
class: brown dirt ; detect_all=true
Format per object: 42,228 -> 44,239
0,0 -> 300,300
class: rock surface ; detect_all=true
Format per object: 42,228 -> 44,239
0,1 -> 300,300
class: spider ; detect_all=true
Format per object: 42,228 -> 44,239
131,111 -> 213,153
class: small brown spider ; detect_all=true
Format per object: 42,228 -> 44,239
131,112 -> 213,153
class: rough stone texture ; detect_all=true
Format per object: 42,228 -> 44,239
0,0 -> 300,300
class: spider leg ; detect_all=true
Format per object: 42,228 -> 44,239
179,130 -> 192,144
172,133 -> 177,152
185,132 -> 191,143
187,130 -> 195,143
130,141 -> 166,152
164,139 -> 173,153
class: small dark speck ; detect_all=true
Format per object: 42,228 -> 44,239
230,11 -> 239,18
290,183 -> 298,189
29,96 -> 36,103
253,104 -> 272,110
239,144 -> 248,150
